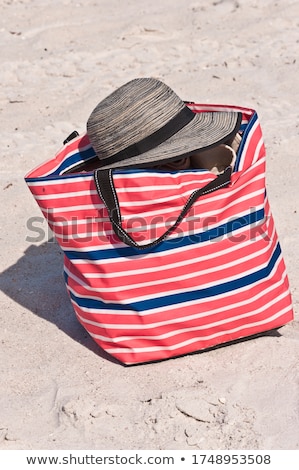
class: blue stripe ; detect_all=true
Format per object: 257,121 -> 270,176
49,147 -> 96,176
67,242 -> 281,313
65,208 -> 265,260
234,112 -> 258,171
25,148 -> 96,182
26,172 -> 92,183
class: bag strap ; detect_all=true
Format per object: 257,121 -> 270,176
94,167 -> 232,250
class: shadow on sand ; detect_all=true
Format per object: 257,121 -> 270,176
0,239 -> 120,364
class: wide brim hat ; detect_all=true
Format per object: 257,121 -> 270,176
87,77 -> 242,169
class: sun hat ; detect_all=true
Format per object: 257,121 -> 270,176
86,77 -> 242,169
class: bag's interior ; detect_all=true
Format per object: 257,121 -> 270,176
64,132 -> 242,175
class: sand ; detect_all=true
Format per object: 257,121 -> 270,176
0,0 -> 298,450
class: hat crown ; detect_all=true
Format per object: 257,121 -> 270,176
87,78 -> 185,160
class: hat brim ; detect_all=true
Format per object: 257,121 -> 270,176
98,110 -> 242,170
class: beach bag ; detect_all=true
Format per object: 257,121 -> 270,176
25,103 -> 294,365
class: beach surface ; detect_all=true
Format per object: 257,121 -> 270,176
0,0 -> 298,450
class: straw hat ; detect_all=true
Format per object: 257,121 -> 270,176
87,77 -> 241,169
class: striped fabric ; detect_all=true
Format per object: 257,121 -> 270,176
25,104 -> 293,365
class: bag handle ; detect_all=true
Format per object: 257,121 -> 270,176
94,167 -> 232,250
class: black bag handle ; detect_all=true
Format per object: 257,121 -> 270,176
94,167 -> 232,250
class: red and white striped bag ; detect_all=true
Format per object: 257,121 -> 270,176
25,103 -> 293,365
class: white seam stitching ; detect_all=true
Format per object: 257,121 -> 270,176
108,170 -> 121,221
94,171 -> 106,210
95,171 -> 138,247
201,179 -> 229,196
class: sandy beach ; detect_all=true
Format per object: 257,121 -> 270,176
0,0 -> 298,450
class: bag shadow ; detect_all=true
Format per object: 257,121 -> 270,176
0,239 -> 121,365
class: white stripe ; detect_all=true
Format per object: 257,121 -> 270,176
80,242 -> 273,291
105,307 -> 291,357
32,178 -> 213,200
252,137 -> 264,165
90,237 -> 267,277
39,188 -> 201,207
26,169 -> 209,188
117,178 -> 213,192
34,189 -> 99,200
64,242 -> 280,303
74,269 -> 288,319
77,280 -> 289,336
119,164 -> 265,211
50,189 -> 265,242
84,292 -> 290,343
41,204 -> 104,215
121,182 -> 265,220
72,228 -> 270,275
55,203 -> 266,253
237,120 -> 260,171
65,231 -> 275,294
52,212 -> 204,240
47,167 -> 264,228
50,216 -> 108,226
61,205 -> 268,261
113,169 -> 211,180
48,184 -> 264,226
27,175 -> 93,186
